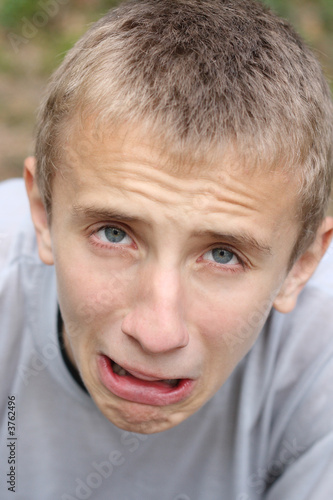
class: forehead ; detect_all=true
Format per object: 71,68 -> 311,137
59,120 -> 298,216
62,119 -> 292,186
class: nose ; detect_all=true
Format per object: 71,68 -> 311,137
121,267 -> 189,354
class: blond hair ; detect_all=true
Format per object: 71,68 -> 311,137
35,0 -> 333,260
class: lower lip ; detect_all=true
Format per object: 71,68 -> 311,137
97,355 -> 196,406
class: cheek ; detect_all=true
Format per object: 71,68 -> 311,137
191,283 -> 273,361
54,248 -> 133,337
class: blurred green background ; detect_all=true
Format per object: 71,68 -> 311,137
0,0 -> 332,183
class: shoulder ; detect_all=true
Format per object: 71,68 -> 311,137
238,252 -> 333,492
0,179 -> 55,389
269,241 -> 333,359
307,240 -> 333,297
0,178 -> 38,269
266,244 -> 333,391
259,245 -> 333,452
0,177 -> 29,221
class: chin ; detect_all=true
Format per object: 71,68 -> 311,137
99,399 -> 189,434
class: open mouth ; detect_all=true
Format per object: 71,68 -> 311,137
97,355 -> 195,406
111,360 -> 180,388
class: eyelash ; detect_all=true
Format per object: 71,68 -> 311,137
201,246 -> 246,273
88,224 -> 135,250
88,225 -> 247,272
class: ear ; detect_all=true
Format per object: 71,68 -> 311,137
24,156 -> 54,265
273,217 -> 333,313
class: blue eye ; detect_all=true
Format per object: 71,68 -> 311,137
104,227 -> 127,243
95,226 -> 132,245
203,247 -> 239,266
212,248 -> 235,264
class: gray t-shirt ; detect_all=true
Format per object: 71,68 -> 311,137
1,178 -> 333,500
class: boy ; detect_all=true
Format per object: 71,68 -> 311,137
1,0 -> 333,498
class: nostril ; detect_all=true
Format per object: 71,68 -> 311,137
120,304 -> 189,354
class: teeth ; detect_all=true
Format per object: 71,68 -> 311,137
112,362 -> 128,376
111,361 -> 180,386
166,379 -> 179,388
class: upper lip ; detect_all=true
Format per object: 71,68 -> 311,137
108,356 -> 191,382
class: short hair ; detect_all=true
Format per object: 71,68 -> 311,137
35,0 -> 333,262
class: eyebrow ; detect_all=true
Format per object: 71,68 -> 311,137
70,204 -> 149,225
71,204 -> 272,256
192,229 -> 272,256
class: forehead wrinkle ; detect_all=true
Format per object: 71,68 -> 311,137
70,167 -> 267,222
65,125 -> 297,226
72,150 -> 203,195
80,159 -> 264,212
67,124 -> 282,210
122,179 -> 261,218
68,124 -> 242,191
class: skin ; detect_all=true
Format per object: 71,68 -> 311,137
25,126 -> 333,434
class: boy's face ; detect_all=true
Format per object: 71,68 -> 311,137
29,126 -> 314,433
